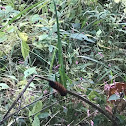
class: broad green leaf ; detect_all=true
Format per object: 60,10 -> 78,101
38,112 -> 50,119
96,29 -> 102,37
29,82 -> 36,88
19,32 -> 28,42
70,33 -> 95,43
30,14 -> 41,23
32,101 -> 43,114
38,34 -> 48,41
5,6 -> 14,13
19,32 -> 29,60
108,94 -> 120,101
8,75 -> 18,81
32,116 -> 40,126
0,32 -> 7,42
24,67 -> 37,78
7,26 -> 15,33
0,83 -> 10,90
11,10 -> 20,17
21,40 -> 29,60
71,23 -> 80,29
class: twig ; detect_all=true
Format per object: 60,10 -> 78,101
75,111 -> 97,125
45,111 -> 60,126
0,92 -> 55,125
2,75 -> 36,119
0,75 -> 119,126
67,90 -> 118,125
29,98 -> 68,118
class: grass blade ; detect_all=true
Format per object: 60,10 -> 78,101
53,0 -> 66,87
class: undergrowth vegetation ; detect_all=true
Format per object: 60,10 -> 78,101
0,0 -> 126,125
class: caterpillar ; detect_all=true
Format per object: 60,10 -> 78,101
49,80 -> 67,96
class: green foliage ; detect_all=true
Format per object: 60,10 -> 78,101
29,101 -> 43,126
0,0 -> 126,125
93,114 -> 112,126
24,67 -> 37,78
0,83 -> 10,90
18,32 -> 30,60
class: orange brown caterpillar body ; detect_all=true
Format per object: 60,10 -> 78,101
49,81 -> 67,96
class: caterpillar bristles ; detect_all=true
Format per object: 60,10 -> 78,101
49,81 -> 67,96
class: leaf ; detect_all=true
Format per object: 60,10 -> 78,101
96,29 -> 102,37
7,26 -> 15,33
32,101 -> 43,114
0,83 -> 10,90
29,82 -> 36,88
32,116 -> 40,126
49,45 -> 54,52
38,112 -> 50,119
24,67 -> 37,78
5,6 -> 14,13
21,40 -> 29,60
19,32 -> 28,42
38,34 -> 48,41
117,29 -> 126,33
0,32 -> 7,42
19,32 -> 29,60
70,33 -> 95,43
30,14 -> 41,23
8,75 -> 18,81
53,0 -> 66,87
108,94 -> 120,101
81,18 -> 88,28
78,55 -> 101,63
71,23 -> 80,29
29,101 -> 43,124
